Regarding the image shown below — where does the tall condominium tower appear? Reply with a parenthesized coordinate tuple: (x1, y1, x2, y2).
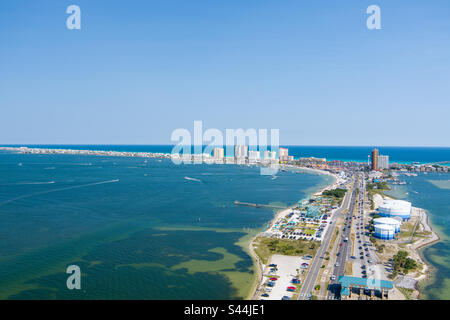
(371, 148, 379, 171)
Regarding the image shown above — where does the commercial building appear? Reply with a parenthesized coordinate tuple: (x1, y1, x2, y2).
(338, 276, 393, 299)
(371, 148, 379, 171)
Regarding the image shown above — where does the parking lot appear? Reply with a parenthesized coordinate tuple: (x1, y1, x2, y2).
(261, 254, 310, 300)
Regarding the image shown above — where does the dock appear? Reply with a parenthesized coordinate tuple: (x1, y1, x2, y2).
(234, 201, 287, 210)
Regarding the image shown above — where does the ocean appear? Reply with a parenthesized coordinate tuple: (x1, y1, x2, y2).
(0, 149, 333, 299)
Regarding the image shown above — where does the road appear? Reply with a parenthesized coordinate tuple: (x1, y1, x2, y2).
(297, 175, 355, 300)
(325, 175, 360, 299)
(326, 172, 384, 299)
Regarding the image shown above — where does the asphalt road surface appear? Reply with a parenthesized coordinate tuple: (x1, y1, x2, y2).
(326, 174, 362, 299)
(297, 176, 355, 300)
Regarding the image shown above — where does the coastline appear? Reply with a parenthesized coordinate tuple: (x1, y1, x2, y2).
(247, 165, 339, 300)
(411, 209, 441, 299)
(374, 193, 440, 300)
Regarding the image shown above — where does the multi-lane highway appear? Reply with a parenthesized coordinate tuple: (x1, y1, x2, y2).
(326, 175, 360, 298)
(297, 176, 355, 300)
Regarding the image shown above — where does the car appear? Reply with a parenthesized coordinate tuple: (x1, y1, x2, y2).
(368, 260, 373, 263)
(335, 263, 339, 267)
(350, 256, 356, 259)
(270, 277, 278, 281)
(330, 275, 336, 281)
(281, 296, 291, 300)
(261, 293, 269, 297)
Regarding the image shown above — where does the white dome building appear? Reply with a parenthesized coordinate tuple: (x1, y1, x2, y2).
(373, 217, 401, 233)
(374, 224, 396, 240)
(378, 199, 411, 221)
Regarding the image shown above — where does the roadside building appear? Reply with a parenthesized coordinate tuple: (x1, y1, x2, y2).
(338, 276, 393, 299)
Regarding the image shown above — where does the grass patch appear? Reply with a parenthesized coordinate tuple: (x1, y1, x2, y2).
(253, 237, 318, 264)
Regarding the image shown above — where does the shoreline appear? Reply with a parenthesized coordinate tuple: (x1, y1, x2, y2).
(247, 165, 339, 300)
(411, 209, 441, 299)
(374, 192, 440, 300)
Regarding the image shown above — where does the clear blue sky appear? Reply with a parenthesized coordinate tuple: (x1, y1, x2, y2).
(1, 0, 449, 146)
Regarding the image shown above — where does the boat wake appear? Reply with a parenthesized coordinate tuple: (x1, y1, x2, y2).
(0, 179, 120, 208)
(16, 181, 56, 185)
(184, 176, 202, 182)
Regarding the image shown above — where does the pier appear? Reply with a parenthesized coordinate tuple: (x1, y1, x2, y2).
(234, 201, 287, 210)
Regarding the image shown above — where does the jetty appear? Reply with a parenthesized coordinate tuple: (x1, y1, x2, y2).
(234, 201, 287, 210)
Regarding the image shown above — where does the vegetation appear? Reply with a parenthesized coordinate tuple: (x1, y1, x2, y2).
(367, 181, 390, 191)
(323, 188, 347, 199)
(253, 237, 318, 264)
(314, 285, 321, 291)
(392, 250, 418, 277)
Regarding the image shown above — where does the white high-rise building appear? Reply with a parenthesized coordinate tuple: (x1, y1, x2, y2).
(234, 145, 248, 159)
(248, 150, 260, 161)
(378, 155, 390, 170)
(213, 147, 224, 160)
(279, 147, 293, 161)
(264, 150, 277, 160)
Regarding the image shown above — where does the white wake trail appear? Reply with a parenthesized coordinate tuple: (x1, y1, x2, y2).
(0, 179, 120, 208)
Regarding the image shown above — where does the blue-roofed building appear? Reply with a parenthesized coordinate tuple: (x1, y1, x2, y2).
(338, 276, 394, 299)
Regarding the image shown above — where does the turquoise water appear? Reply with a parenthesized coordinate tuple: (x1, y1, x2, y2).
(385, 173, 450, 299)
(0, 151, 333, 299)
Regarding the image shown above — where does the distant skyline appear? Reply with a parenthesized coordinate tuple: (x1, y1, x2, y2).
(1, 0, 449, 146)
